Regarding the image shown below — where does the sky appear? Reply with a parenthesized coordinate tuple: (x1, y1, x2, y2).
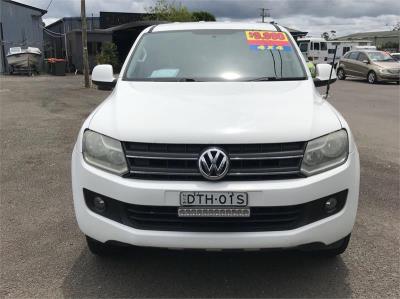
(18, 0, 400, 37)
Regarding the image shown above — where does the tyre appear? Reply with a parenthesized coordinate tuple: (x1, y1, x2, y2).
(317, 234, 351, 257)
(337, 68, 346, 80)
(367, 71, 377, 84)
(86, 236, 118, 256)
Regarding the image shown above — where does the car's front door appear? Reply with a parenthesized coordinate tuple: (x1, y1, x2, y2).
(355, 52, 370, 78)
(343, 51, 360, 76)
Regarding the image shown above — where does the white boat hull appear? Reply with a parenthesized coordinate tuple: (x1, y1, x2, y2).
(7, 53, 41, 69)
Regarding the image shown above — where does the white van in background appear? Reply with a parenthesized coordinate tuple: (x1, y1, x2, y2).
(298, 37, 374, 66)
(298, 38, 328, 64)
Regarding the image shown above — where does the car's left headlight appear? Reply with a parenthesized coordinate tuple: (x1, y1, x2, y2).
(378, 68, 389, 74)
(82, 130, 128, 175)
(301, 129, 348, 176)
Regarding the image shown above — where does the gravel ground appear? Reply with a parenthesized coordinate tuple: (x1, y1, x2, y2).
(0, 75, 399, 298)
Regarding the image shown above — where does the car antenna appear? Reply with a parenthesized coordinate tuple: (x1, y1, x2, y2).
(325, 44, 338, 99)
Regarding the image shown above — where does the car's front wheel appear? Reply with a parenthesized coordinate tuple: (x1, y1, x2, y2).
(367, 71, 378, 84)
(337, 68, 346, 80)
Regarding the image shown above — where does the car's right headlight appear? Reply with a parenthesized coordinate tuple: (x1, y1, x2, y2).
(301, 129, 348, 176)
(82, 130, 128, 175)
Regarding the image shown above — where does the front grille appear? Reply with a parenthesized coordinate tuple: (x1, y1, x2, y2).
(122, 142, 306, 181)
(83, 189, 348, 232)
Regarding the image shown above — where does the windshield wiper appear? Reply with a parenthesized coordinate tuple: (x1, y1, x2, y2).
(177, 77, 198, 82)
(247, 76, 307, 81)
(247, 76, 278, 81)
(127, 77, 200, 82)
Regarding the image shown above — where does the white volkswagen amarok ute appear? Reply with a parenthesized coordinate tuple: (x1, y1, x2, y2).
(71, 22, 360, 256)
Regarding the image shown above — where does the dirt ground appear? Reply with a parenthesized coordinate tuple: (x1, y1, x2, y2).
(0, 75, 399, 298)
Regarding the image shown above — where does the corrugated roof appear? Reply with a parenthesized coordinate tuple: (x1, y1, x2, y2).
(103, 20, 166, 32)
(3, 0, 47, 15)
(338, 30, 400, 39)
(283, 26, 307, 34)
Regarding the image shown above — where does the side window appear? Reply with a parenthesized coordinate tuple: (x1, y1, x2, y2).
(357, 53, 368, 62)
(349, 52, 359, 60)
(321, 42, 327, 50)
(313, 42, 320, 50)
(299, 43, 308, 52)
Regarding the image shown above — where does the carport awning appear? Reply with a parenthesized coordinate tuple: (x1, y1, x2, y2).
(103, 20, 166, 33)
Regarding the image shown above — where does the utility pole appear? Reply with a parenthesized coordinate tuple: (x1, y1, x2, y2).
(260, 8, 271, 23)
(81, 0, 90, 88)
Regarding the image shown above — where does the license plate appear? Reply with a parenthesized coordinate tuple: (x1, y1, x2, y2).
(180, 192, 248, 206)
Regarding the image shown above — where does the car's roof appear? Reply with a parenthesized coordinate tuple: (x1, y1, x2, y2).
(149, 22, 285, 33)
(348, 49, 382, 53)
(297, 37, 325, 42)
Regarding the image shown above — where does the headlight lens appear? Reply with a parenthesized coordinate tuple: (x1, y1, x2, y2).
(378, 68, 389, 74)
(83, 130, 128, 175)
(301, 130, 348, 176)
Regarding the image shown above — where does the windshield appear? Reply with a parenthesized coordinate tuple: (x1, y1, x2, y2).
(367, 51, 395, 62)
(391, 54, 400, 61)
(124, 30, 306, 81)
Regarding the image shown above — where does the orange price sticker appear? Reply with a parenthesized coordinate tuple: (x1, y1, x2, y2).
(245, 31, 290, 47)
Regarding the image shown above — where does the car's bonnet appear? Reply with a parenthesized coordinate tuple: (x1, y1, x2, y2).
(89, 80, 342, 144)
(372, 61, 400, 69)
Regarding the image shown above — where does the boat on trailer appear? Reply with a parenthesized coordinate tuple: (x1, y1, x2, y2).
(6, 47, 42, 75)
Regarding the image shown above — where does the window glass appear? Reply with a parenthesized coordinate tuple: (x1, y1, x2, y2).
(321, 42, 327, 50)
(342, 47, 351, 55)
(367, 51, 395, 62)
(357, 53, 368, 61)
(125, 30, 306, 81)
(348, 52, 359, 60)
(299, 43, 308, 52)
(313, 42, 320, 50)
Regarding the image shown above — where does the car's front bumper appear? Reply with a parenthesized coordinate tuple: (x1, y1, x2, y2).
(377, 72, 400, 81)
(71, 145, 360, 249)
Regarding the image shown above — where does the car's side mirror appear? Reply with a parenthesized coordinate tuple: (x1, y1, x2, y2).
(92, 64, 116, 90)
(313, 64, 337, 87)
(362, 60, 369, 64)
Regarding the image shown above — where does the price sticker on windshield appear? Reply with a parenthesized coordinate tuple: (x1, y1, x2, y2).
(245, 31, 292, 51)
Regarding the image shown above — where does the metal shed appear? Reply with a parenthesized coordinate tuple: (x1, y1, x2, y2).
(0, 0, 47, 73)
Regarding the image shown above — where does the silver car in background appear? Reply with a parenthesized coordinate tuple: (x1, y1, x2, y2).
(337, 50, 400, 84)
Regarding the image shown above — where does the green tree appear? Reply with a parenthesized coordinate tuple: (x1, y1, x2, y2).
(321, 32, 330, 40)
(192, 11, 216, 22)
(146, 0, 193, 22)
(378, 41, 400, 51)
(96, 42, 120, 70)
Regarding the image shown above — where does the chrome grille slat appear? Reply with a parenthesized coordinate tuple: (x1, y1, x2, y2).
(122, 142, 306, 181)
(228, 170, 301, 176)
(126, 152, 198, 160)
(130, 170, 202, 176)
(230, 152, 303, 160)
